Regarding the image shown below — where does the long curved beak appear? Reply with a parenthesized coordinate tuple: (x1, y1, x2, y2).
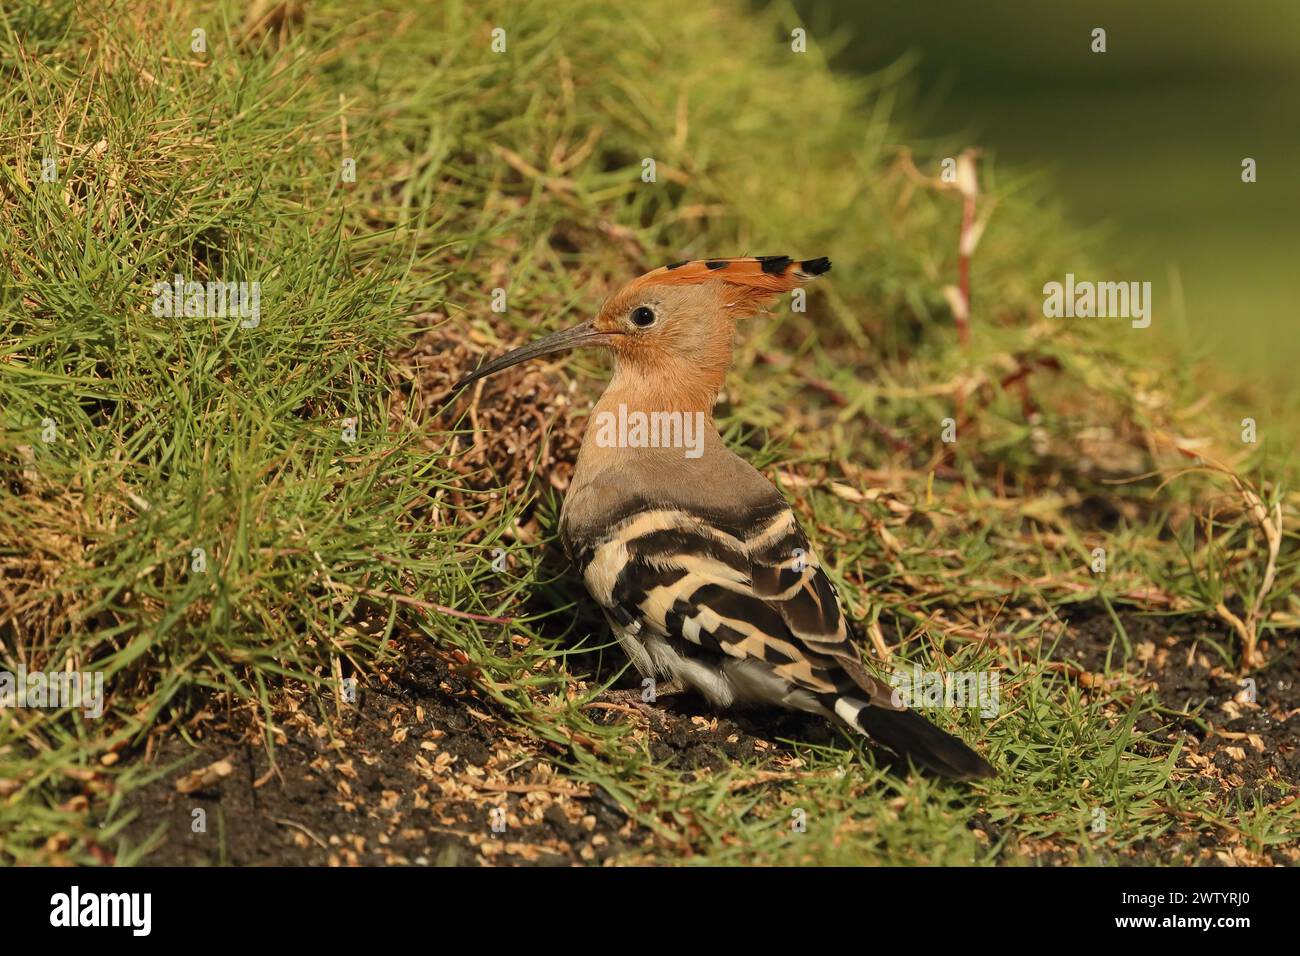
(452, 320, 613, 392)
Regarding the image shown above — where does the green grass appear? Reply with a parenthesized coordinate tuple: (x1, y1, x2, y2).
(1, 0, 1296, 865)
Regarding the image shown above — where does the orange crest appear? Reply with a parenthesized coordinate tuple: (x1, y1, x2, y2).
(624, 256, 830, 317)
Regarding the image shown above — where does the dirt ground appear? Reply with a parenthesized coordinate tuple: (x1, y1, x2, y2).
(117, 646, 844, 865)
(117, 603, 1298, 866)
(1058, 601, 1299, 812)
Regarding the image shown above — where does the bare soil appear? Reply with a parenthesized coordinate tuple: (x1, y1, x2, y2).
(119, 603, 1298, 865)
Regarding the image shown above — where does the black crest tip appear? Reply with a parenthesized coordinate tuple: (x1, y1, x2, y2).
(756, 255, 792, 274)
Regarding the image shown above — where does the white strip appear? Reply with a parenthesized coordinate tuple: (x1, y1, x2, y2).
(834, 696, 868, 728)
(746, 509, 796, 550)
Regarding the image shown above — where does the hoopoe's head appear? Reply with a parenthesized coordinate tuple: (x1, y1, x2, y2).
(592, 255, 830, 377)
(455, 256, 830, 404)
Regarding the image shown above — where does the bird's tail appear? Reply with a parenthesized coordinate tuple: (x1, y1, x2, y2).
(853, 704, 995, 781)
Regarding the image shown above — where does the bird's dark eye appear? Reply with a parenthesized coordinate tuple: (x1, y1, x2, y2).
(630, 306, 656, 328)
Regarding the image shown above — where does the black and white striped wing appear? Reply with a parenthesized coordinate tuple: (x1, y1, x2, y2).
(743, 506, 900, 712)
(572, 502, 897, 714)
(568, 501, 995, 779)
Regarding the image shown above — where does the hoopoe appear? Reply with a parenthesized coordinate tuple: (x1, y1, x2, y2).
(455, 256, 994, 780)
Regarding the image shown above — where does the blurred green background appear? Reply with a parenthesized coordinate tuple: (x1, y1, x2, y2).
(799, 0, 1300, 403)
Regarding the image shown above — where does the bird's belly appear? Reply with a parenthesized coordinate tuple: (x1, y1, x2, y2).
(609, 620, 738, 709)
(610, 616, 838, 721)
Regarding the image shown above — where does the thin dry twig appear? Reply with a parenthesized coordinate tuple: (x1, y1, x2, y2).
(1155, 435, 1283, 670)
(347, 584, 515, 625)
